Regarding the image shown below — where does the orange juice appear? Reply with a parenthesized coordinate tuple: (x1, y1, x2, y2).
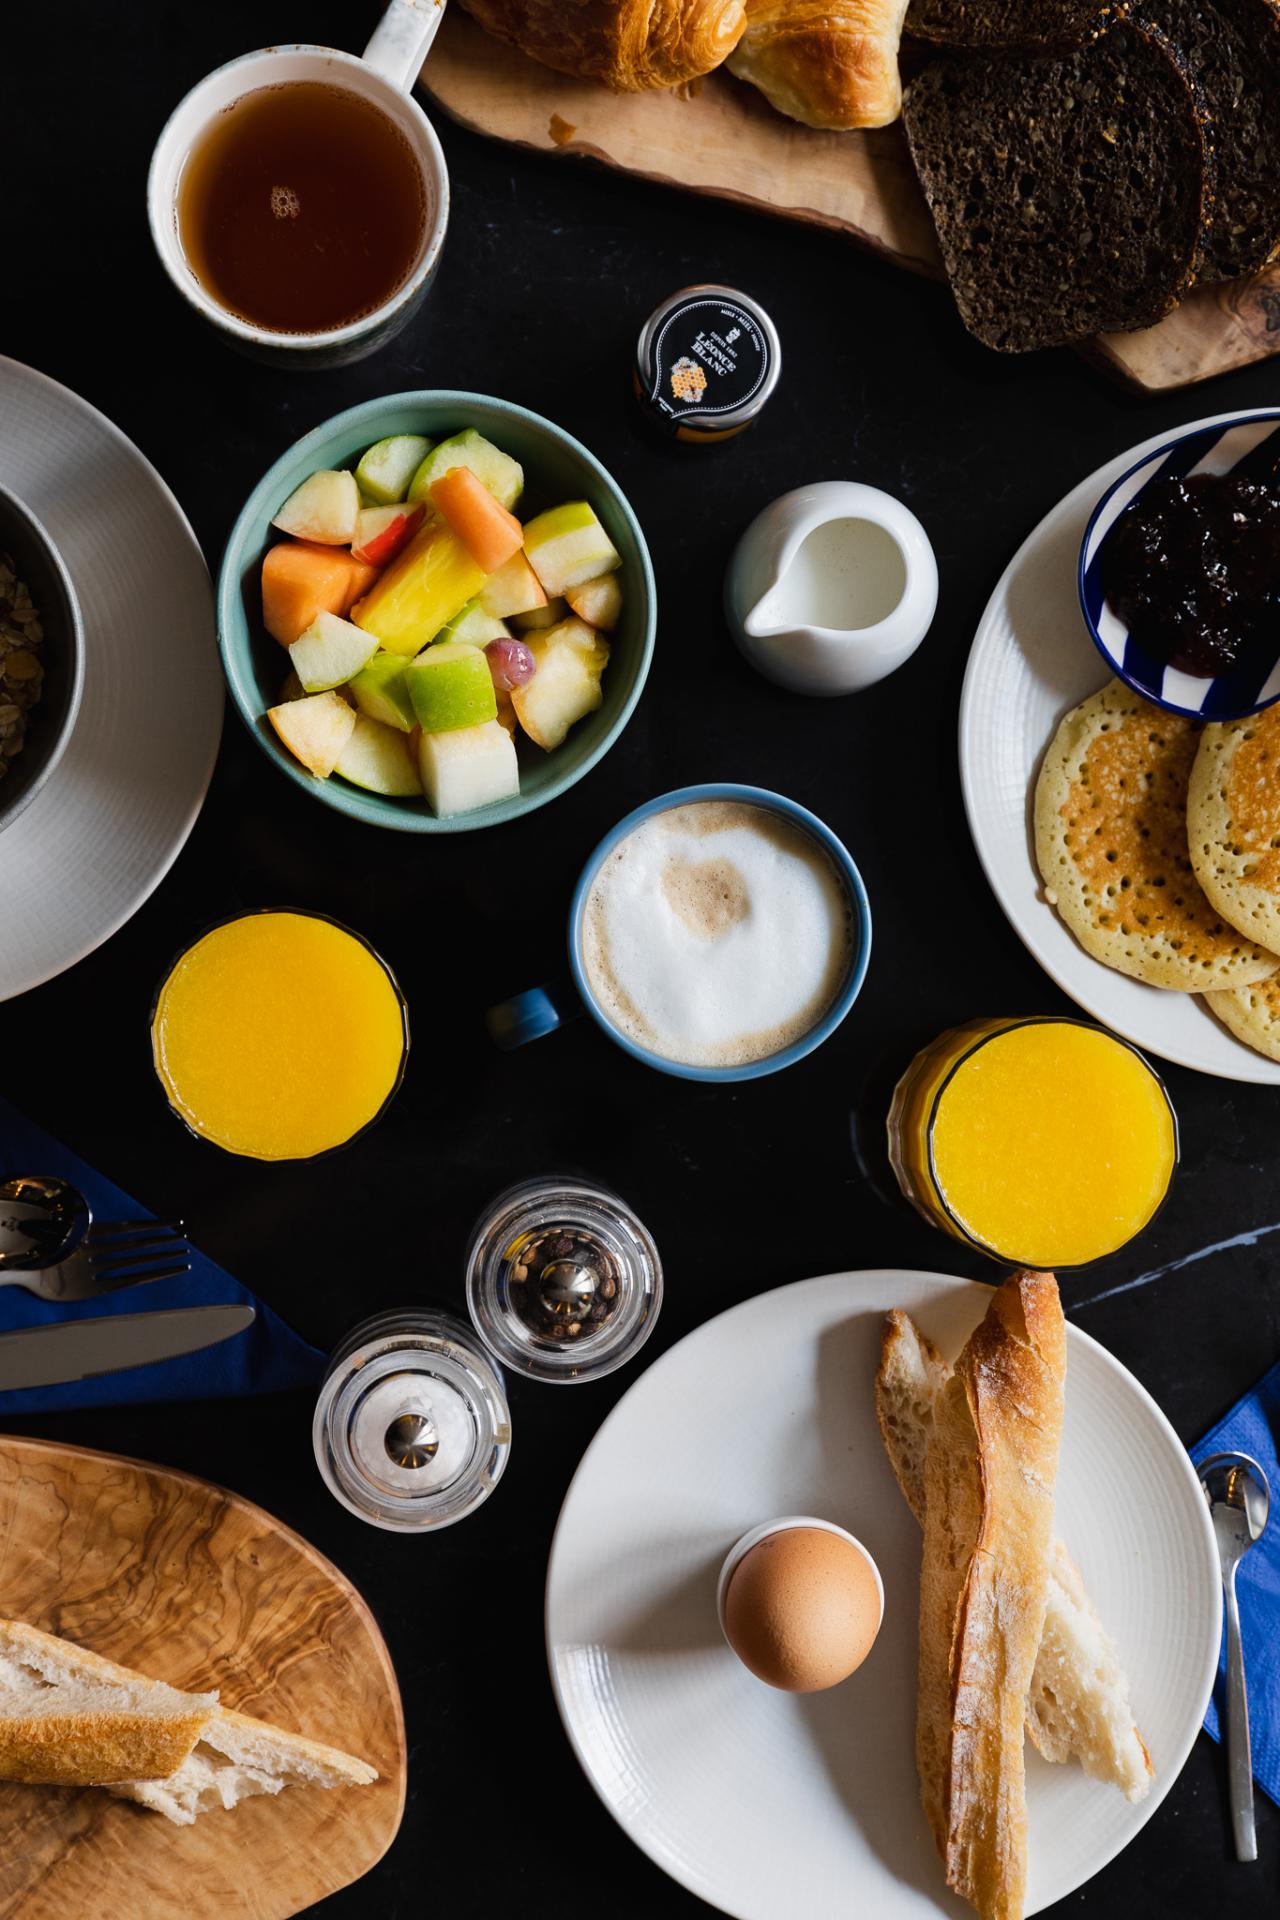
(152, 911, 407, 1160)
(887, 1017, 1177, 1269)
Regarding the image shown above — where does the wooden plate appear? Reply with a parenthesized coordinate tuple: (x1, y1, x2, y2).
(421, 11, 1280, 393)
(0, 1434, 405, 1920)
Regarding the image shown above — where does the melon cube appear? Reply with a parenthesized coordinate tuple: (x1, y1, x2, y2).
(417, 720, 520, 816)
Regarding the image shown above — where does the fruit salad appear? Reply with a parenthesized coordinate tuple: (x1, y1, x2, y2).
(260, 428, 623, 817)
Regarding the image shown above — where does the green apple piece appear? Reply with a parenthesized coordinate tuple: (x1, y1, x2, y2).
(418, 720, 519, 816)
(335, 713, 422, 796)
(355, 434, 433, 506)
(440, 598, 512, 646)
(512, 595, 567, 632)
(523, 502, 621, 597)
(288, 610, 379, 692)
(406, 640, 498, 733)
(266, 690, 356, 778)
(478, 551, 548, 619)
(350, 651, 415, 733)
(407, 429, 524, 511)
(511, 618, 610, 751)
(271, 469, 360, 545)
(564, 572, 623, 632)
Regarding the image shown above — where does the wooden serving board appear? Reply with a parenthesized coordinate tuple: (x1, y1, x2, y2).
(421, 10, 1280, 392)
(0, 1435, 405, 1920)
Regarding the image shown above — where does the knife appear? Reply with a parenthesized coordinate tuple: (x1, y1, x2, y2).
(0, 1304, 256, 1391)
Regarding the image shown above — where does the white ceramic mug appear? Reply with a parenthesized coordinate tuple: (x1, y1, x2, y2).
(147, 0, 449, 367)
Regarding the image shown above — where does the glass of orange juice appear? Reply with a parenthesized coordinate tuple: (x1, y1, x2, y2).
(887, 1016, 1178, 1270)
(151, 909, 408, 1161)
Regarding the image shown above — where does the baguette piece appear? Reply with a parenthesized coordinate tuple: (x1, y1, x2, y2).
(877, 1311, 1152, 1802)
(0, 1619, 217, 1787)
(916, 1271, 1065, 1920)
(111, 1706, 377, 1827)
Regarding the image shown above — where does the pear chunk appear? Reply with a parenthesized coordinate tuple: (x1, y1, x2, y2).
(511, 618, 610, 751)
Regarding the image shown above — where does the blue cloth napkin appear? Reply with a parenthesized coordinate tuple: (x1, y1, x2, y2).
(0, 1094, 325, 1414)
(1192, 1363, 1280, 1806)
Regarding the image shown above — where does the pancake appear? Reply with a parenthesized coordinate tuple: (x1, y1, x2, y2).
(1188, 704, 1280, 954)
(1204, 974, 1280, 1061)
(1033, 678, 1279, 991)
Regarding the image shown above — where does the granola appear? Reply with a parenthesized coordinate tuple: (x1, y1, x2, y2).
(0, 553, 44, 781)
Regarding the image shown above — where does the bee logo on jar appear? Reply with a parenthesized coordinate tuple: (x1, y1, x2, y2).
(634, 284, 780, 445)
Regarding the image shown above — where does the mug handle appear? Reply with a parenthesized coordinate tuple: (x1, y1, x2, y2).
(363, 0, 447, 92)
(486, 978, 582, 1051)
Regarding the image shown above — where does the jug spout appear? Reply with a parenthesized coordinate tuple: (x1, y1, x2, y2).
(743, 587, 791, 640)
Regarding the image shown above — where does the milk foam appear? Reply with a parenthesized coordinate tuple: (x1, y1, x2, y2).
(582, 801, 853, 1068)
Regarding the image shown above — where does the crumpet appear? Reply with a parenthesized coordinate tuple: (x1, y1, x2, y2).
(1034, 679, 1279, 991)
(1188, 705, 1280, 954)
(1205, 974, 1280, 1062)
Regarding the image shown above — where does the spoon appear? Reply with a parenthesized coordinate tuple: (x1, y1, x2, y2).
(0, 1174, 90, 1272)
(1199, 1450, 1271, 1861)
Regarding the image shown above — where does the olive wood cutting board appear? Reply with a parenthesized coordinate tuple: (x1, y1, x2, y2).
(421, 9, 1280, 392)
(0, 1434, 405, 1920)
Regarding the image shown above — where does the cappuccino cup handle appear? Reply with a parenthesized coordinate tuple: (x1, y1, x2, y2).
(486, 978, 582, 1051)
(363, 0, 447, 92)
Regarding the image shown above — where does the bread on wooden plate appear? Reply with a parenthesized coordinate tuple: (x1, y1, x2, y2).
(902, 20, 1211, 352)
(905, 0, 1118, 47)
(1034, 679, 1279, 991)
(915, 1270, 1065, 1920)
(1150, 0, 1280, 282)
(877, 1310, 1152, 1802)
(725, 0, 912, 128)
(111, 1706, 377, 1827)
(0, 1619, 217, 1787)
(458, 0, 747, 88)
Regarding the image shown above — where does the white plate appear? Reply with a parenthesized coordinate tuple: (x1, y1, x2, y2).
(959, 406, 1280, 1084)
(0, 358, 222, 1001)
(546, 1270, 1220, 1920)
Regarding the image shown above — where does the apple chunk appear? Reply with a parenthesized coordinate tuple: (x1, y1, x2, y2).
(408, 429, 524, 511)
(511, 618, 610, 750)
(288, 611, 379, 692)
(351, 503, 424, 567)
(267, 690, 356, 777)
(478, 552, 548, 620)
(523, 502, 621, 597)
(349, 652, 415, 732)
(272, 469, 360, 545)
(418, 720, 519, 816)
(335, 714, 422, 796)
(565, 573, 623, 632)
(406, 641, 498, 733)
(355, 434, 432, 506)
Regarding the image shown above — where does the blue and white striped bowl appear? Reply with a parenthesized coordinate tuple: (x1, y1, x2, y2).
(1079, 409, 1280, 721)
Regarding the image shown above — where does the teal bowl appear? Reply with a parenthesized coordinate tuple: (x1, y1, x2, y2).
(217, 391, 656, 832)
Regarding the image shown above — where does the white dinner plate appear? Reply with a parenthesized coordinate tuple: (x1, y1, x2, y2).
(959, 407, 1280, 1083)
(0, 357, 222, 1002)
(546, 1270, 1220, 1920)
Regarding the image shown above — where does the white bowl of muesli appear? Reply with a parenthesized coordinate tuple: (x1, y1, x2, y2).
(0, 485, 84, 834)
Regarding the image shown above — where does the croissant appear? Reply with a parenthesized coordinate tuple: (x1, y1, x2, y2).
(459, 0, 747, 89)
(725, 0, 911, 127)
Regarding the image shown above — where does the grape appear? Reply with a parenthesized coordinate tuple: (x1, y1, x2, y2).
(485, 637, 536, 692)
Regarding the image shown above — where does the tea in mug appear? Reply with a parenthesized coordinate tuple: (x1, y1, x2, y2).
(176, 82, 426, 334)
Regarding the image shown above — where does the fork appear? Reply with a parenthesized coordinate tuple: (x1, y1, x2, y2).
(0, 1219, 192, 1302)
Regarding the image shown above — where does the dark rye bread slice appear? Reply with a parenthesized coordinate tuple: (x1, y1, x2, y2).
(906, 0, 1120, 47)
(902, 20, 1212, 352)
(1141, 0, 1280, 281)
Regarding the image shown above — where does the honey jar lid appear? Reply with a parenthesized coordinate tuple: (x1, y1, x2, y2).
(635, 285, 781, 438)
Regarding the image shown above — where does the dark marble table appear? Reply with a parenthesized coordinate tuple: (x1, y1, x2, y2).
(7, 4, 1280, 1912)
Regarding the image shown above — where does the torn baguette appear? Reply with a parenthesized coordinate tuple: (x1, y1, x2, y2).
(0, 1619, 217, 1787)
(916, 1269, 1065, 1920)
(110, 1705, 377, 1826)
(876, 1309, 1152, 1803)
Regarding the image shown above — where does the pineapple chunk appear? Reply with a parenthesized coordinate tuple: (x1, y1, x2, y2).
(351, 520, 486, 657)
(511, 617, 610, 751)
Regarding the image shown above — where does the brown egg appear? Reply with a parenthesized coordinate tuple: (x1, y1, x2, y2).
(722, 1526, 882, 1692)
